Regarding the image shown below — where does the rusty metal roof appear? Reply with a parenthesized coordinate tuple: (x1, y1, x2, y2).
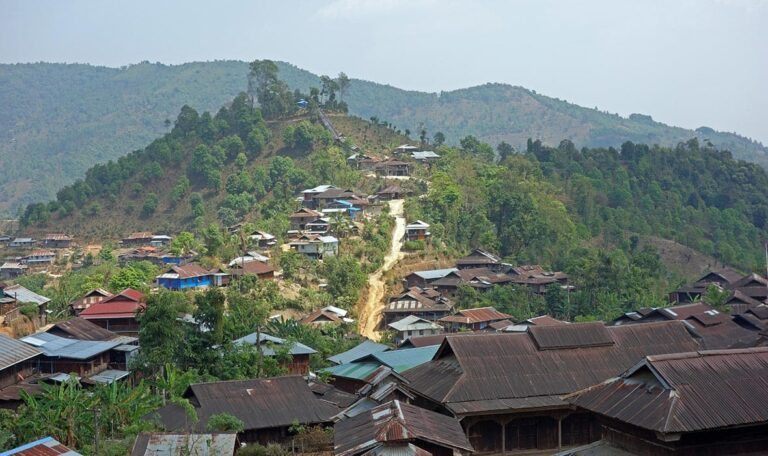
(528, 322, 614, 350)
(0, 436, 80, 455)
(568, 347, 768, 435)
(404, 321, 700, 415)
(152, 376, 338, 433)
(309, 382, 358, 408)
(130, 433, 237, 456)
(334, 400, 473, 456)
(46, 318, 119, 341)
(438, 306, 512, 324)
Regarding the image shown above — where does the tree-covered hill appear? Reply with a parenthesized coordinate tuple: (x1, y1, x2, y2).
(2, 61, 767, 216)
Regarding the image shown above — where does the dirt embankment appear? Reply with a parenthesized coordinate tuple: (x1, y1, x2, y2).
(358, 199, 406, 340)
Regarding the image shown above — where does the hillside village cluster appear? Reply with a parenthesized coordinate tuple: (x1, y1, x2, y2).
(1, 143, 768, 456)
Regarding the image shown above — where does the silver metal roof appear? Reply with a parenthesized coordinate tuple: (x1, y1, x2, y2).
(233, 332, 317, 356)
(21, 332, 121, 360)
(3, 284, 50, 305)
(0, 334, 41, 370)
(131, 433, 237, 456)
(88, 369, 129, 384)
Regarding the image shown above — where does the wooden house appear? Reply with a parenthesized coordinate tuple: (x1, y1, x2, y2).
(156, 264, 228, 290)
(375, 158, 410, 177)
(248, 230, 277, 249)
(405, 220, 430, 241)
(567, 348, 768, 455)
(41, 233, 73, 249)
(0, 262, 27, 279)
(404, 321, 700, 454)
(403, 268, 458, 289)
(456, 249, 502, 270)
(233, 333, 316, 375)
(0, 334, 41, 391)
(78, 288, 145, 335)
(289, 234, 339, 259)
(289, 208, 323, 231)
(411, 151, 441, 162)
(9, 238, 35, 248)
(438, 306, 512, 332)
(387, 315, 442, 344)
(384, 287, 453, 325)
(69, 288, 112, 315)
(228, 260, 275, 281)
(121, 232, 155, 246)
(376, 184, 404, 201)
(20, 332, 128, 379)
(21, 250, 55, 265)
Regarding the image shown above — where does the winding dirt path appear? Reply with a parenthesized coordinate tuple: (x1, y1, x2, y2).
(359, 199, 406, 340)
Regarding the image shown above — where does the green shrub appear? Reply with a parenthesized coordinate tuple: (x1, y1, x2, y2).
(403, 240, 425, 251)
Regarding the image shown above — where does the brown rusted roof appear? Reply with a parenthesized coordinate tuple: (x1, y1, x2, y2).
(309, 381, 358, 408)
(3, 437, 80, 455)
(165, 264, 213, 279)
(301, 309, 342, 324)
(455, 249, 501, 266)
(696, 267, 744, 285)
(46, 318, 120, 341)
(731, 273, 768, 289)
(438, 306, 511, 325)
(334, 400, 473, 456)
(525, 315, 568, 326)
(385, 287, 453, 314)
(124, 231, 153, 240)
(289, 208, 322, 218)
(529, 322, 614, 350)
(377, 184, 402, 195)
(151, 376, 339, 432)
(229, 261, 274, 276)
(568, 347, 768, 435)
(404, 321, 700, 416)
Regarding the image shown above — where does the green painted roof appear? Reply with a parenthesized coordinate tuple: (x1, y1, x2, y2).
(372, 345, 440, 373)
(321, 362, 381, 380)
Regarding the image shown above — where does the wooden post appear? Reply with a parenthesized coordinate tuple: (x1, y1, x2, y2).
(557, 416, 563, 449)
(500, 419, 506, 456)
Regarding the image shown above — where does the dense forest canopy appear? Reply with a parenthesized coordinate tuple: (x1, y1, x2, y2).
(2, 61, 767, 216)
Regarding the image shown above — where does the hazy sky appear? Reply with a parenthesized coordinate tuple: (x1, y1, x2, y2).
(2, 0, 767, 143)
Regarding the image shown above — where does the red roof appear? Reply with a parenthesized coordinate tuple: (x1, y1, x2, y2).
(103, 288, 145, 303)
(438, 307, 512, 324)
(79, 300, 144, 319)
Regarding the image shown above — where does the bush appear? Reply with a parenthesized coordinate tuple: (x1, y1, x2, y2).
(142, 193, 159, 215)
(19, 304, 38, 320)
(403, 240, 425, 251)
(205, 413, 244, 432)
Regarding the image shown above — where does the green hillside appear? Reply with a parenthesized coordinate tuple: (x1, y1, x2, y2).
(2, 61, 767, 216)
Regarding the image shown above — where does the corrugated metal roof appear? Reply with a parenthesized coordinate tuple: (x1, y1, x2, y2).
(387, 316, 441, 332)
(85, 369, 129, 384)
(334, 400, 472, 456)
(130, 433, 237, 456)
(3, 285, 50, 305)
(404, 321, 700, 415)
(21, 332, 121, 360)
(368, 346, 440, 373)
(328, 340, 391, 365)
(0, 334, 41, 370)
(528, 322, 614, 350)
(0, 436, 81, 455)
(79, 300, 143, 319)
(322, 362, 382, 380)
(233, 332, 316, 356)
(407, 268, 457, 281)
(569, 347, 768, 435)
(152, 376, 338, 432)
(46, 318, 119, 341)
(438, 306, 511, 324)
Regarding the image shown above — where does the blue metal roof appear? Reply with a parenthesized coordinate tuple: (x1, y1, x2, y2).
(410, 268, 458, 280)
(328, 340, 390, 365)
(20, 332, 120, 360)
(370, 345, 440, 373)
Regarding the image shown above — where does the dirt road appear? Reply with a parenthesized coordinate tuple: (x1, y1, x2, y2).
(359, 199, 406, 340)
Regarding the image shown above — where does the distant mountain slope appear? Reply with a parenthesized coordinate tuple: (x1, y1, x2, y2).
(2, 61, 766, 216)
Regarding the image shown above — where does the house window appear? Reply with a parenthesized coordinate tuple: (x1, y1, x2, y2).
(419, 330, 424, 335)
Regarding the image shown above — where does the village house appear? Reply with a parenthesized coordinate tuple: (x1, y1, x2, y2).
(311, 188, 364, 210)
(393, 144, 419, 155)
(301, 309, 345, 326)
(156, 264, 228, 290)
(375, 158, 410, 177)
(78, 288, 145, 335)
(384, 287, 454, 325)
(668, 268, 768, 311)
(43, 317, 139, 372)
(21, 249, 55, 265)
(0, 334, 41, 392)
(438, 306, 513, 332)
(501, 314, 569, 332)
(430, 268, 514, 296)
(610, 302, 758, 349)
(20, 331, 131, 381)
(335, 400, 474, 456)
(233, 332, 316, 375)
(346, 153, 379, 171)
(456, 249, 503, 270)
(121, 232, 155, 246)
(228, 260, 275, 281)
(388, 315, 442, 344)
(40, 233, 73, 249)
(150, 235, 173, 247)
(322, 363, 407, 395)
(2, 284, 50, 325)
(376, 184, 405, 201)
(228, 251, 269, 267)
(403, 321, 700, 454)
(289, 207, 323, 231)
(131, 433, 238, 456)
(69, 288, 112, 315)
(150, 376, 339, 444)
(405, 220, 430, 242)
(403, 268, 458, 289)
(0, 235, 10, 244)
(566, 347, 768, 455)
(9, 237, 35, 248)
(0, 262, 27, 279)
(288, 234, 339, 259)
(249, 230, 277, 249)
(411, 150, 441, 163)
(304, 217, 331, 234)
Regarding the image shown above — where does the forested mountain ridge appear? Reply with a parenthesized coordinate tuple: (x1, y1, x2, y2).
(2, 60, 767, 216)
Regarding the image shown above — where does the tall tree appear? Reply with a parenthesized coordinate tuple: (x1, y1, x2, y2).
(336, 72, 350, 101)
